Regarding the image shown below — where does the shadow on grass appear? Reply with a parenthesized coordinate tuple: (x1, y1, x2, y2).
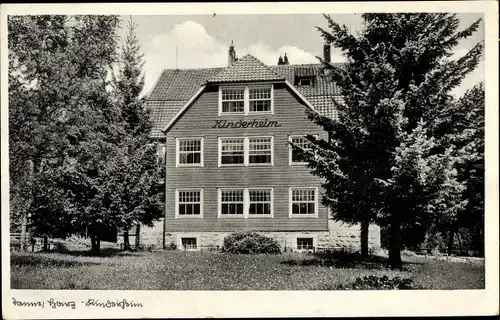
(281, 251, 422, 270)
(11, 248, 142, 268)
(10, 253, 102, 268)
(60, 247, 141, 258)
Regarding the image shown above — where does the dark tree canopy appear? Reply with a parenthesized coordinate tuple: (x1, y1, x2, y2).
(294, 13, 484, 266)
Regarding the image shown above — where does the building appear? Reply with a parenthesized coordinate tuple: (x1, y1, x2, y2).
(135, 43, 380, 252)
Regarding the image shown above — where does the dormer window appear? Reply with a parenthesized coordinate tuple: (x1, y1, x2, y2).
(298, 78, 312, 86)
(294, 66, 316, 87)
(219, 85, 274, 115)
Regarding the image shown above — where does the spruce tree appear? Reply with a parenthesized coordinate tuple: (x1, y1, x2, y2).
(297, 13, 483, 266)
(110, 17, 163, 250)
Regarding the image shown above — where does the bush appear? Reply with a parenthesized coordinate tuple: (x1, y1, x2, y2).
(51, 239, 70, 253)
(334, 275, 420, 290)
(167, 242, 177, 250)
(221, 232, 281, 254)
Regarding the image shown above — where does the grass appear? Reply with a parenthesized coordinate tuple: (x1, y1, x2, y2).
(10, 250, 485, 290)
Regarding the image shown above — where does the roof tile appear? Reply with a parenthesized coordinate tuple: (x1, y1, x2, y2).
(207, 54, 285, 83)
(147, 55, 344, 138)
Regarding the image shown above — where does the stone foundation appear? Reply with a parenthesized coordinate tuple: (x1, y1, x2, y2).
(121, 219, 381, 252)
(164, 221, 381, 252)
(117, 220, 164, 249)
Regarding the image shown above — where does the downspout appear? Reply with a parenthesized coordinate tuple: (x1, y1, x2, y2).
(163, 131, 168, 250)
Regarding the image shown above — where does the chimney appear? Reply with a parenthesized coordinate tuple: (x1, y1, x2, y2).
(228, 40, 237, 66)
(277, 55, 284, 65)
(323, 43, 331, 63)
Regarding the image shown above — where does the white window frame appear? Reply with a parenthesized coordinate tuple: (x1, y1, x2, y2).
(247, 188, 274, 218)
(248, 85, 274, 114)
(289, 134, 317, 166)
(218, 84, 274, 116)
(289, 187, 319, 218)
(218, 188, 274, 219)
(175, 189, 204, 219)
(248, 136, 274, 166)
(218, 86, 245, 115)
(176, 137, 204, 167)
(176, 233, 201, 251)
(294, 234, 318, 252)
(218, 188, 246, 218)
(218, 136, 274, 167)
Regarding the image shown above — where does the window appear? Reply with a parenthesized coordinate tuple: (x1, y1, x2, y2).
(176, 138, 203, 167)
(219, 136, 274, 166)
(219, 85, 273, 115)
(221, 88, 245, 113)
(220, 138, 245, 165)
(220, 189, 244, 216)
(176, 189, 203, 218)
(289, 135, 313, 165)
(218, 188, 273, 218)
(249, 88, 272, 112)
(181, 237, 197, 250)
(156, 144, 166, 167)
(298, 78, 312, 86)
(290, 187, 318, 217)
(249, 137, 272, 164)
(297, 238, 314, 250)
(248, 189, 272, 216)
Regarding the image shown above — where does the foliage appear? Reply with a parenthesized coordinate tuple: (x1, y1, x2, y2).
(9, 15, 163, 255)
(221, 232, 282, 254)
(8, 15, 122, 245)
(298, 13, 484, 266)
(108, 16, 163, 250)
(334, 275, 420, 290)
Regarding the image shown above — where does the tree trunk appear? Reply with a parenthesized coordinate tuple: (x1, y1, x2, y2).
(43, 235, 48, 251)
(447, 227, 455, 256)
(360, 218, 370, 258)
(388, 215, 402, 269)
(123, 230, 130, 251)
(91, 235, 101, 256)
(20, 212, 28, 252)
(135, 224, 140, 250)
(457, 232, 464, 255)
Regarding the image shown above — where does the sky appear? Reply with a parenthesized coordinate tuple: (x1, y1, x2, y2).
(121, 14, 485, 97)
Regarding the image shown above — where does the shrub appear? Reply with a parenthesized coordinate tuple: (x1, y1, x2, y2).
(334, 275, 420, 290)
(167, 242, 177, 250)
(51, 239, 70, 253)
(221, 232, 281, 254)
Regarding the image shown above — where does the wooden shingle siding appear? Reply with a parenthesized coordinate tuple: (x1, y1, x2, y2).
(165, 83, 329, 232)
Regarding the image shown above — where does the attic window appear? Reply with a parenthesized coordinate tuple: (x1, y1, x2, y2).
(294, 66, 316, 87)
(298, 78, 312, 86)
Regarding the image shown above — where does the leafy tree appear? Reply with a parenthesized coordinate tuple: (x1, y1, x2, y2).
(297, 13, 483, 267)
(9, 15, 122, 253)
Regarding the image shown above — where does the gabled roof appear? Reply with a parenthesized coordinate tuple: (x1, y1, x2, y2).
(148, 68, 223, 101)
(206, 54, 285, 83)
(147, 56, 343, 138)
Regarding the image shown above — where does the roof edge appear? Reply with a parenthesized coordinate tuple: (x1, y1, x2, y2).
(161, 85, 206, 133)
(205, 78, 285, 85)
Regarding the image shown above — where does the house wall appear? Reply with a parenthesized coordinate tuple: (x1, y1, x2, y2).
(164, 83, 329, 233)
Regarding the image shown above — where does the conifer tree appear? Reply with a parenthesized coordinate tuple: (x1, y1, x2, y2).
(111, 17, 163, 250)
(297, 13, 483, 266)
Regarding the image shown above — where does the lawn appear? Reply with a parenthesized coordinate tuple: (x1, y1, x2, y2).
(10, 250, 485, 290)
